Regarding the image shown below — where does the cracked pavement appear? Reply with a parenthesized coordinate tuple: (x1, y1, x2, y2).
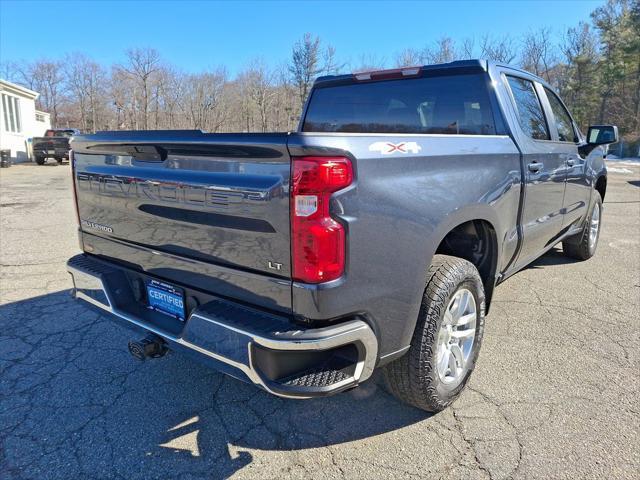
(1, 161, 639, 479)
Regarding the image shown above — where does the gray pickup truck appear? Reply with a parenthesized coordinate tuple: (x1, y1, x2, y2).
(66, 60, 618, 411)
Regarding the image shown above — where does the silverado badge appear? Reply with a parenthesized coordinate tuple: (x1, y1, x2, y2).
(81, 220, 114, 233)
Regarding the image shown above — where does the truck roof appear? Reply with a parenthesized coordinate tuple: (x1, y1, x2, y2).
(314, 59, 547, 89)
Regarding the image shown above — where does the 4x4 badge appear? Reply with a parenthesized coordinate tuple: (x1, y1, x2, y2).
(369, 141, 421, 155)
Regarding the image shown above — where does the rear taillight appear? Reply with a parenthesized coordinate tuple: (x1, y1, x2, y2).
(291, 156, 353, 283)
(70, 150, 80, 226)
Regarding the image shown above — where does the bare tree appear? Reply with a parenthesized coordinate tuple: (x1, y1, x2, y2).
(234, 71, 254, 132)
(244, 61, 276, 132)
(479, 34, 517, 63)
(350, 53, 387, 72)
(289, 33, 322, 107)
(156, 67, 183, 129)
(181, 70, 227, 132)
(110, 66, 135, 129)
(394, 48, 424, 67)
(460, 38, 476, 59)
(16, 60, 66, 126)
(423, 37, 457, 64)
(65, 53, 106, 132)
(323, 45, 345, 75)
(119, 48, 161, 130)
(272, 63, 299, 131)
(521, 27, 556, 82)
(0, 61, 20, 83)
(150, 67, 177, 129)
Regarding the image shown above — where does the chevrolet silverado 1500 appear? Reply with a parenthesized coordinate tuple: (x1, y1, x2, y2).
(66, 60, 618, 411)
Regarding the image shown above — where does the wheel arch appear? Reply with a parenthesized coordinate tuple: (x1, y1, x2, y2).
(595, 174, 607, 201)
(423, 206, 503, 313)
(385, 208, 504, 365)
(432, 217, 500, 314)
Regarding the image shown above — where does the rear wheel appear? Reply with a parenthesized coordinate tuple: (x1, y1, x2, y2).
(35, 156, 45, 165)
(563, 191, 602, 260)
(383, 254, 485, 412)
(56, 157, 64, 164)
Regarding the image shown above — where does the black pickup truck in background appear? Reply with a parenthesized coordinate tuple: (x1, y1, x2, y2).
(32, 129, 79, 164)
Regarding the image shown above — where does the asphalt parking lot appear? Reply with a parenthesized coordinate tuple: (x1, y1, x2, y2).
(1, 160, 638, 479)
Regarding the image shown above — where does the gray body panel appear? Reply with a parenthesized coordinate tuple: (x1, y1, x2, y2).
(70, 61, 606, 362)
(288, 133, 521, 356)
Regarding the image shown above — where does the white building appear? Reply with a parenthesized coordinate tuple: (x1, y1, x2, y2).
(0, 79, 52, 163)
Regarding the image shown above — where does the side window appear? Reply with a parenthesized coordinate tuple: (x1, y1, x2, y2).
(506, 76, 550, 140)
(544, 88, 577, 142)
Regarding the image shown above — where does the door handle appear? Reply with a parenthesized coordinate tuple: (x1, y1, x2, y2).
(528, 162, 543, 173)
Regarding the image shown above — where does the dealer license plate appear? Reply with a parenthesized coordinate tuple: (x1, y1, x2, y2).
(146, 279, 185, 321)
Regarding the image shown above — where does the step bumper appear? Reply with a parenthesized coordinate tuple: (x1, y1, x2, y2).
(66, 254, 378, 398)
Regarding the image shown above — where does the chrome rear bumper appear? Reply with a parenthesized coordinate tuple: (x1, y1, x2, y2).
(66, 254, 378, 399)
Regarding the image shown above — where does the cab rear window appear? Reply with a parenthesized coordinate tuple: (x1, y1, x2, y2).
(302, 73, 496, 135)
(45, 129, 75, 137)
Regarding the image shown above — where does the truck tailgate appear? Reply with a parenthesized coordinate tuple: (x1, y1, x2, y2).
(71, 131, 292, 310)
(33, 137, 69, 150)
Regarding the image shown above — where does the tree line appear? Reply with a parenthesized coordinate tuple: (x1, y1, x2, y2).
(2, 0, 638, 155)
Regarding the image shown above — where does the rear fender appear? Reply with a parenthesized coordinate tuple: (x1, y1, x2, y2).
(395, 206, 502, 351)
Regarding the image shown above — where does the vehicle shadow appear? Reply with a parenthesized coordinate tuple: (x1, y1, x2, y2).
(525, 246, 580, 269)
(0, 290, 430, 479)
(13, 160, 69, 167)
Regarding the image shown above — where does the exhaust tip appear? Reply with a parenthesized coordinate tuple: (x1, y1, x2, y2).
(128, 334, 168, 361)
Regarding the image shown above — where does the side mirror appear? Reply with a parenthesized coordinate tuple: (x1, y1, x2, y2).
(587, 125, 618, 145)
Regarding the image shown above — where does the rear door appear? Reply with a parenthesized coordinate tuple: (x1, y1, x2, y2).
(71, 132, 292, 279)
(502, 74, 567, 264)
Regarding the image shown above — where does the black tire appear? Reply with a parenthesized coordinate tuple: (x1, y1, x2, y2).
(383, 254, 485, 412)
(35, 156, 45, 165)
(562, 191, 602, 260)
(56, 157, 64, 164)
